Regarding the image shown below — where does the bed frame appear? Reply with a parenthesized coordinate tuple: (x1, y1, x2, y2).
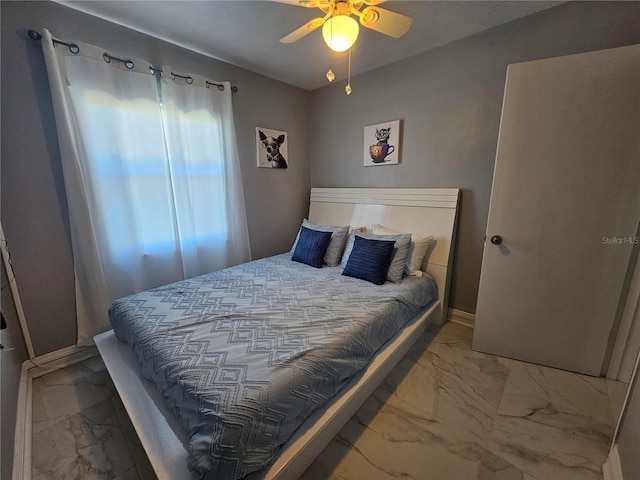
(95, 187, 460, 480)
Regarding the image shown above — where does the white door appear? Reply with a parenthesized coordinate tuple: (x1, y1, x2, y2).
(473, 45, 640, 376)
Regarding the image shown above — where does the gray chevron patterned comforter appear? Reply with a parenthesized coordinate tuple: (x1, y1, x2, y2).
(109, 253, 436, 479)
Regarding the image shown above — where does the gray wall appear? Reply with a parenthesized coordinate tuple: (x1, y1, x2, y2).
(309, 1, 640, 314)
(1, 1, 310, 356)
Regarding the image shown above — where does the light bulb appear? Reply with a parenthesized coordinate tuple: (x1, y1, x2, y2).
(345, 84, 352, 95)
(326, 68, 335, 82)
(322, 16, 359, 53)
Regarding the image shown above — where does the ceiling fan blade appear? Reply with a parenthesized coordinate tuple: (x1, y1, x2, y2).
(273, 0, 333, 8)
(350, 0, 386, 7)
(272, 0, 324, 7)
(360, 6, 413, 39)
(298, 0, 329, 7)
(279, 17, 326, 43)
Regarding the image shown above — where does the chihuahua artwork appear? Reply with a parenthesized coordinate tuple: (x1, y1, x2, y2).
(257, 128, 288, 169)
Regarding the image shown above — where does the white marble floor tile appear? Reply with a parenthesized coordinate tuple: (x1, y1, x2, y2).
(476, 451, 537, 480)
(32, 360, 116, 434)
(302, 322, 512, 480)
(31, 322, 619, 480)
(111, 389, 157, 477)
(487, 362, 613, 480)
(31, 357, 157, 480)
(32, 398, 139, 480)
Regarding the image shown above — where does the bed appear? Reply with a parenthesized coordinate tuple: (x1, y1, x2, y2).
(95, 187, 460, 480)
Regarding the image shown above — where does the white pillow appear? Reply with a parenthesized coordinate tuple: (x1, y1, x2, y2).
(372, 223, 435, 277)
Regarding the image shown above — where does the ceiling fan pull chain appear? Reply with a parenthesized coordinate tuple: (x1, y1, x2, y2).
(345, 49, 352, 95)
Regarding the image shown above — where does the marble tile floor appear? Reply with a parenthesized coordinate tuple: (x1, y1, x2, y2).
(31, 322, 623, 480)
(31, 355, 156, 480)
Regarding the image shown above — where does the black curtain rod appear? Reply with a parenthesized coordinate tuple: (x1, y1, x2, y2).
(28, 29, 238, 93)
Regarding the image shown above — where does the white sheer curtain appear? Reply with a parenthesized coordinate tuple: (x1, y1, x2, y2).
(41, 30, 251, 345)
(160, 70, 250, 276)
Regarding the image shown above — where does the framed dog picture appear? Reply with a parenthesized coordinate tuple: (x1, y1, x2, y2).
(363, 119, 400, 166)
(256, 127, 289, 169)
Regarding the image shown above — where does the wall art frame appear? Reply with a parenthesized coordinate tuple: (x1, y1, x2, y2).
(256, 127, 289, 169)
(363, 119, 401, 166)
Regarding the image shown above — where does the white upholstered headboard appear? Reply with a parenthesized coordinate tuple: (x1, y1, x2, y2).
(308, 188, 460, 325)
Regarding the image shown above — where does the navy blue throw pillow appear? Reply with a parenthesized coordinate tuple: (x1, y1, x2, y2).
(292, 226, 333, 268)
(342, 235, 395, 285)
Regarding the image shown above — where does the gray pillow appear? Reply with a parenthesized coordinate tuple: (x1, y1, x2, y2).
(341, 232, 411, 283)
(291, 219, 349, 266)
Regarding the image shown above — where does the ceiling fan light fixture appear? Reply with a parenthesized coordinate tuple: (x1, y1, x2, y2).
(322, 15, 359, 53)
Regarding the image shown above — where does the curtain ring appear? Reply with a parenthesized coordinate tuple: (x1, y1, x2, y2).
(103, 53, 134, 69)
(28, 30, 79, 54)
(205, 81, 225, 91)
(171, 72, 193, 84)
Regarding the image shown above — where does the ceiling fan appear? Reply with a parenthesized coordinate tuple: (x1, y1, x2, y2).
(279, 0, 413, 52)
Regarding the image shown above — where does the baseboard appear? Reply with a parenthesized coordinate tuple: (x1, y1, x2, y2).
(603, 445, 624, 480)
(12, 362, 32, 480)
(27, 344, 98, 378)
(448, 308, 475, 328)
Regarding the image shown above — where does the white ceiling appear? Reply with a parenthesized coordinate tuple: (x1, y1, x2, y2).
(58, 1, 561, 91)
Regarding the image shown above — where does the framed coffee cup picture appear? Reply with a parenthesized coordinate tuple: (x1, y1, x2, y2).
(363, 119, 400, 166)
